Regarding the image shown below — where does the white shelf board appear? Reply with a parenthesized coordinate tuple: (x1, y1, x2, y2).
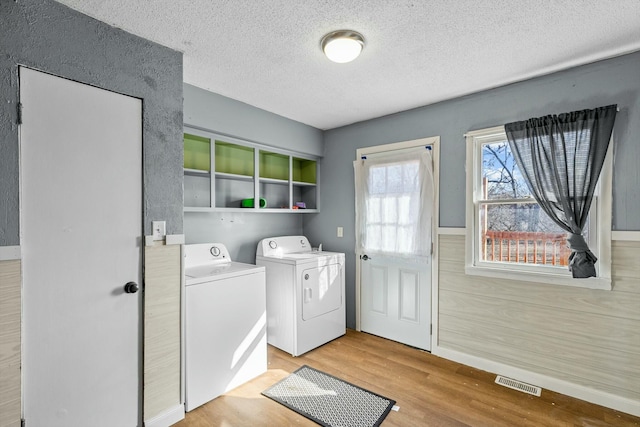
(258, 177, 289, 185)
(184, 207, 318, 213)
(184, 168, 210, 177)
(215, 171, 254, 181)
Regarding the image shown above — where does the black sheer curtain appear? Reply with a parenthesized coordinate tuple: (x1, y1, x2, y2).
(504, 105, 617, 278)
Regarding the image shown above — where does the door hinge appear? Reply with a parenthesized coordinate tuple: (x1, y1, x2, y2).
(430, 324, 433, 335)
(21, 418, 26, 427)
(17, 102, 23, 125)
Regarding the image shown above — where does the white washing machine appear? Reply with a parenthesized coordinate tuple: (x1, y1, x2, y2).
(256, 236, 345, 356)
(184, 243, 267, 412)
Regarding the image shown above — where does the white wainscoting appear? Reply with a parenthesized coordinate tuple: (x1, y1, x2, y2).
(144, 239, 184, 425)
(0, 257, 21, 427)
(434, 230, 640, 417)
(0, 237, 187, 427)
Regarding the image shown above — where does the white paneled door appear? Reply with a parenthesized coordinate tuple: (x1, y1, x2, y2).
(361, 256, 431, 350)
(355, 139, 436, 351)
(20, 67, 142, 426)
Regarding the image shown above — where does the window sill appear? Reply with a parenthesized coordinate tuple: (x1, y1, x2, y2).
(464, 265, 612, 291)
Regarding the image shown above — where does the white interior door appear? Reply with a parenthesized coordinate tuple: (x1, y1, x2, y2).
(20, 67, 142, 426)
(355, 140, 436, 351)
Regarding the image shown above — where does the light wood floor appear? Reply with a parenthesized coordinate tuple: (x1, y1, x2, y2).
(175, 329, 640, 427)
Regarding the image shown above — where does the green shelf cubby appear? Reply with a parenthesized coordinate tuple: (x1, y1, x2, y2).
(215, 141, 254, 177)
(184, 133, 211, 171)
(292, 157, 317, 184)
(260, 151, 289, 181)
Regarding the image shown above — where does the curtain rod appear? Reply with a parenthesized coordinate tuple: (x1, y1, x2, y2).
(360, 145, 433, 160)
(464, 107, 620, 137)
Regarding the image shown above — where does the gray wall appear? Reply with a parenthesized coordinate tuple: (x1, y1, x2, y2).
(184, 212, 305, 264)
(183, 84, 323, 263)
(305, 51, 640, 328)
(0, 0, 183, 244)
(184, 84, 323, 157)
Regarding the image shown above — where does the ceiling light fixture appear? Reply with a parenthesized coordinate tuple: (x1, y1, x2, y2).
(321, 30, 365, 63)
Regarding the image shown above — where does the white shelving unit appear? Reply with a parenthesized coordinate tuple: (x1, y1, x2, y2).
(183, 127, 319, 213)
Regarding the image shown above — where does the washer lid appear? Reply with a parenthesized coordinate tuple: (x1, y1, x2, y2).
(281, 252, 332, 259)
(185, 262, 264, 285)
(256, 250, 344, 266)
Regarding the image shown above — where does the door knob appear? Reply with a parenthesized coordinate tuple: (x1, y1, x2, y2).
(124, 282, 139, 294)
(361, 254, 370, 261)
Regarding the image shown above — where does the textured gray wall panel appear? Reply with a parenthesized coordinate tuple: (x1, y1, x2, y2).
(0, 0, 183, 245)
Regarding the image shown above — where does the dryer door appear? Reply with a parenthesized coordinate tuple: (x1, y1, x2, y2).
(301, 263, 342, 320)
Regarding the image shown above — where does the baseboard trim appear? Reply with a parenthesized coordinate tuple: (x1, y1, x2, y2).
(144, 404, 185, 427)
(433, 345, 640, 418)
(0, 246, 21, 261)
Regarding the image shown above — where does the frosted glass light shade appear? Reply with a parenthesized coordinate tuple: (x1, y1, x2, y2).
(321, 30, 364, 63)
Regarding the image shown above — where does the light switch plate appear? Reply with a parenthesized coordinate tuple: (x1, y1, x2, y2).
(152, 221, 166, 241)
(337, 226, 344, 238)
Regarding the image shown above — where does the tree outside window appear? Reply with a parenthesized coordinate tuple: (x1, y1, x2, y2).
(478, 137, 576, 267)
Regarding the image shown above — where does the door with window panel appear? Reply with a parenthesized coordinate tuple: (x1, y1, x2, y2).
(355, 145, 434, 351)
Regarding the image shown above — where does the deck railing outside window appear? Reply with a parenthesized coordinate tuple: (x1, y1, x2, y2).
(482, 231, 569, 266)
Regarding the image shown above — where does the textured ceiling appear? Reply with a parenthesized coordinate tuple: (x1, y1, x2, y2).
(55, 0, 640, 130)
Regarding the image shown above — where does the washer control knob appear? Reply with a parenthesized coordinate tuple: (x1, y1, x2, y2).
(304, 274, 309, 280)
(210, 246, 221, 257)
(269, 240, 277, 249)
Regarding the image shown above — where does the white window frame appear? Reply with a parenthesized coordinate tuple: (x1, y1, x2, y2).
(464, 126, 612, 290)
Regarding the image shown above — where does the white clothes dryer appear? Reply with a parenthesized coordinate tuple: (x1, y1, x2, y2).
(256, 236, 345, 356)
(184, 243, 266, 412)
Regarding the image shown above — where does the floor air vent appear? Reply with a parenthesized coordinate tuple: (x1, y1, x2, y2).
(495, 375, 542, 396)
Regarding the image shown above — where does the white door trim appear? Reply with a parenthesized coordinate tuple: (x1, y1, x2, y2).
(354, 136, 440, 351)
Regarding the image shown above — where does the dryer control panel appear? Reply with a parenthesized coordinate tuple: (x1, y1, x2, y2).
(256, 236, 311, 257)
